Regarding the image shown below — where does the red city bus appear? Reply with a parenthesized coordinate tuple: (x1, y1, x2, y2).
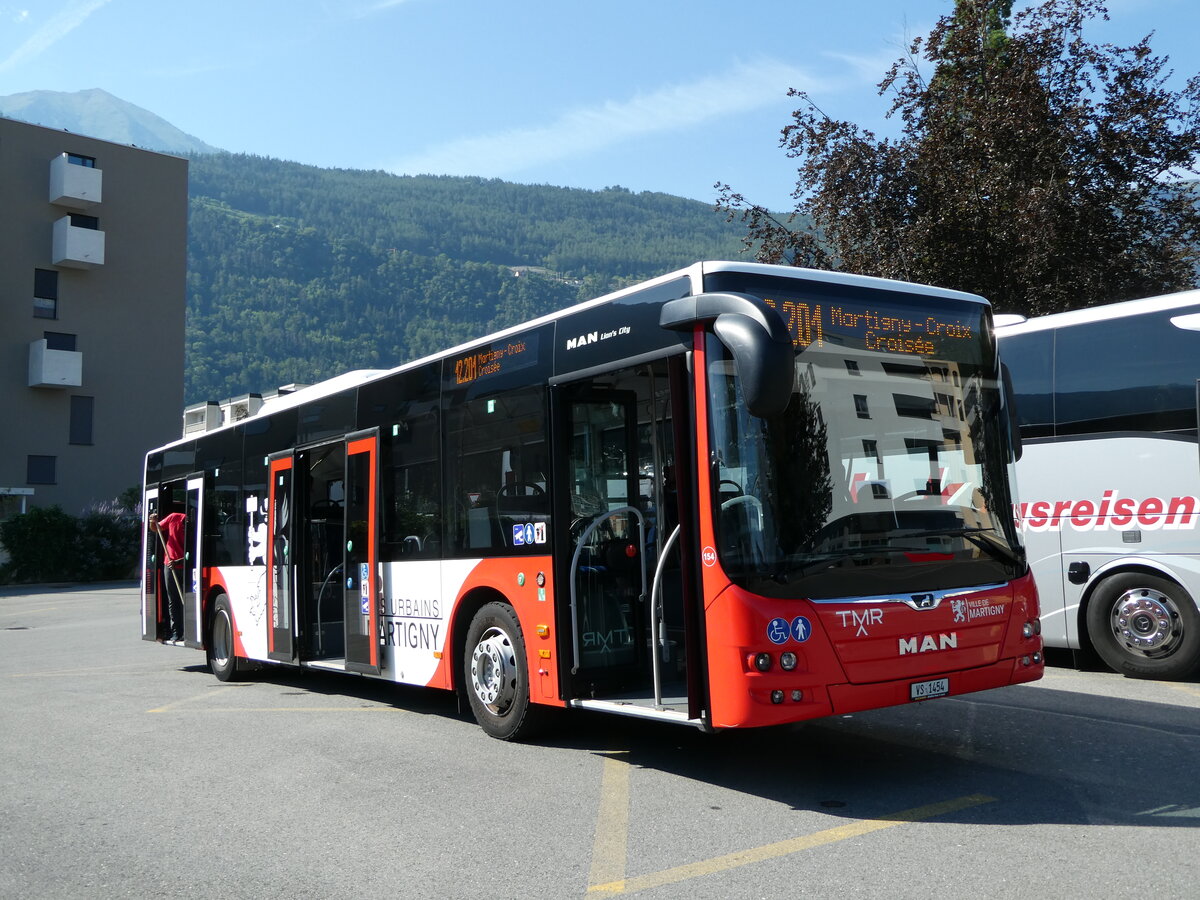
(142, 261, 1043, 739)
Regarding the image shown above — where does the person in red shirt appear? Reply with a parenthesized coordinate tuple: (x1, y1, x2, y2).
(148, 511, 186, 643)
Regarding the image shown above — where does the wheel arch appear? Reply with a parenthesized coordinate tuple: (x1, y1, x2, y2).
(201, 579, 230, 650)
(1077, 560, 1184, 654)
(449, 586, 511, 698)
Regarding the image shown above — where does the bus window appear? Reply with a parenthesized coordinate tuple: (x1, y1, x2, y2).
(445, 386, 550, 555)
(360, 365, 443, 560)
(198, 426, 243, 565)
(382, 408, 441, 559)
(998, 329, 1054, 439)
(1056, 311, 1200, 435)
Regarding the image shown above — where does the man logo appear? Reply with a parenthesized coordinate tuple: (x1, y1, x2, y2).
(565, 332, 598, 350)
(911, 593, 937, 609)
(899, 633, 958, 655)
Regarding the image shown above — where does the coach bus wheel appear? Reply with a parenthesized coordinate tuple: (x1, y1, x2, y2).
(464, 602, 542, 741)
(1086, 573, 1200, 680)
(207, 595, 242, 683)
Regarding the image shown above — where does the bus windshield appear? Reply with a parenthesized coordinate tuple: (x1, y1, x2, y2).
(705, 278, 1024, 600)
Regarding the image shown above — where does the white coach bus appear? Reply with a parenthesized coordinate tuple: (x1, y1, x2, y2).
(997, 290, 1200, 679)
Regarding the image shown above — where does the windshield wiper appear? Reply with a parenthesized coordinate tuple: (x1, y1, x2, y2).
(897, 527, 1023, 567)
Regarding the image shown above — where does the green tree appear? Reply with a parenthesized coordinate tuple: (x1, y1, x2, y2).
(718, 0, 1200, 315)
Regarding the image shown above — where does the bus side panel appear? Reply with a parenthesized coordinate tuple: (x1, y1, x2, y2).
(380, 559, 446, 687)
(376, 556, 562, 701)
(209, 565, 270, 662)
(1017, 435, 1200, 650)
(444, 556, 562, 704)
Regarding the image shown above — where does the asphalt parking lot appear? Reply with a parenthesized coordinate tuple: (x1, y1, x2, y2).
(2, 583, 1198, 899)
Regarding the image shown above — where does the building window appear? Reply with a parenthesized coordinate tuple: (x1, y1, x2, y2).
(27, 455, 56, 485)
(70, 396, 94, 445)
(69, 213, 99, 230)
(854, 394, 870, 419)
(44, 331, 77, 351)
(34, 269, 59, 319)
(67, 153, 97, 168)
(845, 359, 861, 376)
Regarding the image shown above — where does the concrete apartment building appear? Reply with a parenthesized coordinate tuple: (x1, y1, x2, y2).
(0, 117, 188, 518)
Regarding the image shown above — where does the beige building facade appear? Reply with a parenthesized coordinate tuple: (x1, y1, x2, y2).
(0, 117, 188, 517)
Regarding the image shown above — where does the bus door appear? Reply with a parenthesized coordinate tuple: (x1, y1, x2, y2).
(181, 476, 204, 648)
(267, 452, 297, 663)
(141, 487, 159, 642)
(294, 441, 348, 663)
(344, 429, 382, 675)
(555, 358, 696, 711)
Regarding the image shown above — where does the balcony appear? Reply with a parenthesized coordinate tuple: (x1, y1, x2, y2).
(28, 339, 83, 388)
(182, 401, 221, 435)
(49, 153, 103, 209)
(52, 215, 105, 268)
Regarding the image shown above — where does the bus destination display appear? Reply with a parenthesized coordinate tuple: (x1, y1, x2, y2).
(761, 295, 979, 359)
(453, 332, 540, 387)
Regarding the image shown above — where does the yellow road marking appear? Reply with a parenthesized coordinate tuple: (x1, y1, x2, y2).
(0, 606, 59, 617)
(171, 706, 402, 713)
(11, 662, 162, 677)
(1164, 682, 1200, 700)
(147, 686, 242, 713)
(588, 753, 632, 890)
(148, 688, 400, 714)
(587, 793, 996, 895)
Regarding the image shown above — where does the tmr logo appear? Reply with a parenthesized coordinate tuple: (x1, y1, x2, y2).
(899, 632, 958, 655)
(565, 332, 598, 350)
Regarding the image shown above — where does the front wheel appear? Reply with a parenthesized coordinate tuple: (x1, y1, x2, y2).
(1085, 573, 1200, 680)
(463, 602, 543, 740)
(207, 595, 242, 682)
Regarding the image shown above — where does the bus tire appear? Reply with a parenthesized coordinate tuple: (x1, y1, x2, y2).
(1085, 573, 1200, 680)
(463, 602, 543, 741)
(207, 595, 242, 683)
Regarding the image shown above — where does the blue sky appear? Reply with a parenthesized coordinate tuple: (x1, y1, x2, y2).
(1, 0, 1197, 209)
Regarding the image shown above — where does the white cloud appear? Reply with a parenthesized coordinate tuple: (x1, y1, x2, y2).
(0, 0, 111, 73)
(385, 59, 821, 178)
(350, 0, 418, 19)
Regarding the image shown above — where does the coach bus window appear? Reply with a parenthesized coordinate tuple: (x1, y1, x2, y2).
(997, 330, 1053, 439)
(1056, 311, 1200, 436)
(445, 386, 550, 555)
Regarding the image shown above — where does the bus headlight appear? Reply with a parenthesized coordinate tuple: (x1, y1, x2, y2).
(779, 651, 797, 671)
(753, 652, 772, 672)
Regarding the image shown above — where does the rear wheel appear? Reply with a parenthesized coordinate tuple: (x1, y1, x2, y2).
(463, 602, 543, 740)
(207, 595, 242, 682)
(1086, 573, 1200, 680)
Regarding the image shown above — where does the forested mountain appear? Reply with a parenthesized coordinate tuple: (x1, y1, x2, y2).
(185, 153, 747, 402)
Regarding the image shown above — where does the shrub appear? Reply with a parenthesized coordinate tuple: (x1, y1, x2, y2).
(75, 500, 142, 581)
(0, 505, 78, 583)
(0, 498, 142, 584)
